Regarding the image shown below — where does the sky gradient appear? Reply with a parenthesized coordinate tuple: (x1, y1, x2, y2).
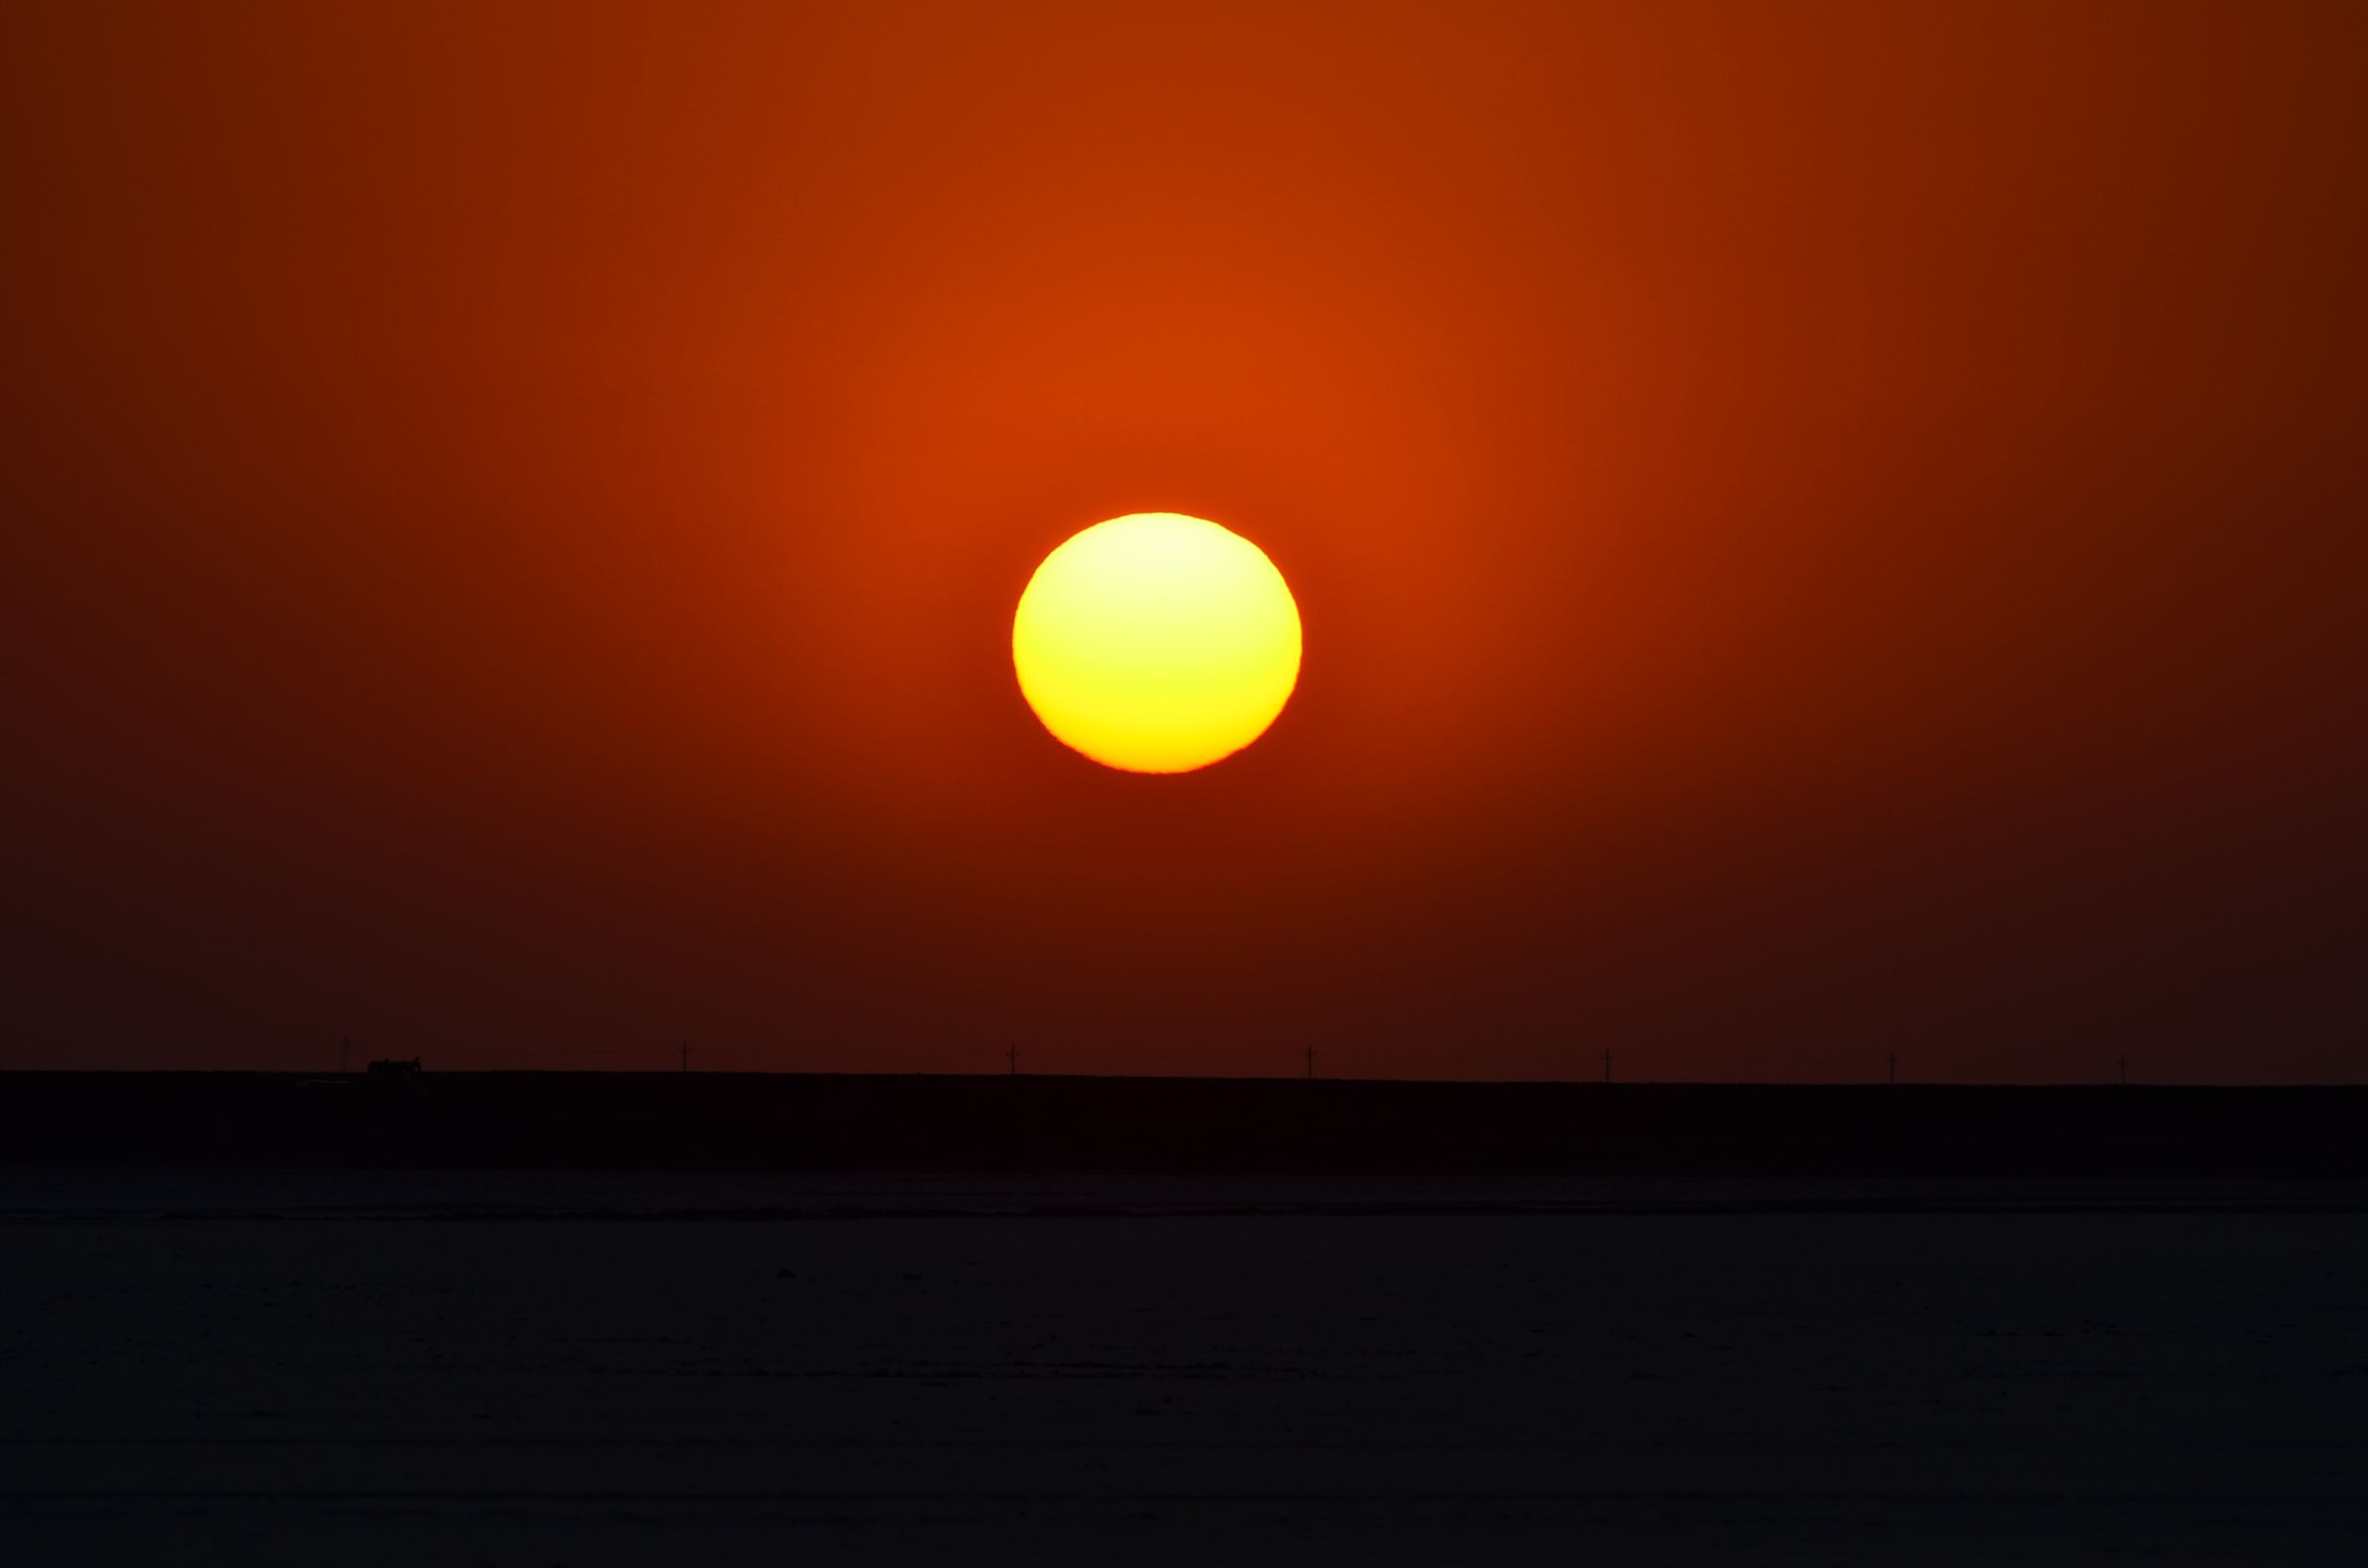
(5, 1, 2362, 1080)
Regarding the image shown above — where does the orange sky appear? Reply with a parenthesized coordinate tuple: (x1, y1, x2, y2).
(4, 1, 2362, 1079)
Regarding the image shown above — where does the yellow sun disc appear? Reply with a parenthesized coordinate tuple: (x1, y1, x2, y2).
(1013, 513, 1302, 773)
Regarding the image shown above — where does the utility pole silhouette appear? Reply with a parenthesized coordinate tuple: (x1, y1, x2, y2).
(1007, 1041, 1019, 1076)
(1601, 1048, 1614, 1084)
(1887, 1051, 1897, 1085)
(2116, 1054, 2128, 1086)
(1303, 1045, 1317, 1080)
(340, 1036, 351, 1075)
(679, 1041, 690, 1073)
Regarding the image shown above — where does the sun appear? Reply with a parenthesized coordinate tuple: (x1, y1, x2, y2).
(1013, 513, 1302, 773)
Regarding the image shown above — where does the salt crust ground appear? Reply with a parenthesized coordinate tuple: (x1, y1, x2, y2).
(4, 1172, 2365, 1564)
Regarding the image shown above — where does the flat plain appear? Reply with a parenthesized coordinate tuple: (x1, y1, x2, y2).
(3, 1172, 2366, 1564)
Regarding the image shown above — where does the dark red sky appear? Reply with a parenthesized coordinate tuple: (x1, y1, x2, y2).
(5, 2, 2362, 1080)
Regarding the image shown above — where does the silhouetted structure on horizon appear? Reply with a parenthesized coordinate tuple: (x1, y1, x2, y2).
(366, 1057, 422, 1080)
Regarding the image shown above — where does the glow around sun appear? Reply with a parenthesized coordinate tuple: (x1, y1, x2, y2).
(1013, 513, 1302, 773)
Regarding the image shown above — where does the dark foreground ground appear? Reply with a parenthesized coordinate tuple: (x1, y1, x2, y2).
(4, 1171, 2366, 1565)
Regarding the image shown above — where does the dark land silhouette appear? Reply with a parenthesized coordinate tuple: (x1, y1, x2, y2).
(5, 1071, 2360, 1176)
(9, 1164, 2368, 1566)
(10, 1086, 2368, 1564)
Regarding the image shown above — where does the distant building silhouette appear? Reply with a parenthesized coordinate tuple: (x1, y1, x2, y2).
(367, 1057, 422, 1080)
